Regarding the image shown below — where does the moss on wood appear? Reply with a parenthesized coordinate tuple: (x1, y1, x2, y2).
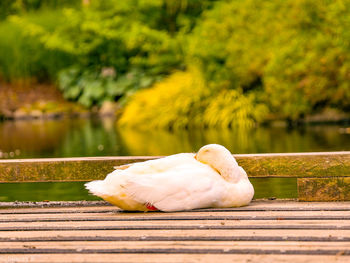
(237, 153, 350, 178)
(0, 152, 349, 183)
(0, 157, 154, 182)
(298, 178, 350, 201)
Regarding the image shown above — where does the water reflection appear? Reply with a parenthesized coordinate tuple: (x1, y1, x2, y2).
(0, 119, 348, 201)
(0, 178, 298, 201)
(0, 118, 349, 159)
(0, 119, 68, 156)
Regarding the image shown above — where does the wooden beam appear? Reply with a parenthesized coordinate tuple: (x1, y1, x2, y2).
(237, 152, 350, 178)
(298, 178, 350, 201)
(0, 152, 349, 183)
(0, 156, 153, 182)
(1, 152, 350, 201)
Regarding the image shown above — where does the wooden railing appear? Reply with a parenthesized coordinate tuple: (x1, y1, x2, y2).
(1, 152, 349, 201)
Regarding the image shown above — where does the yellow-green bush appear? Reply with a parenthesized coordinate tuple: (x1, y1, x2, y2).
(118, 69, 268, 129)
(118, 69, 208, 129)
(204, 90, 268, 128)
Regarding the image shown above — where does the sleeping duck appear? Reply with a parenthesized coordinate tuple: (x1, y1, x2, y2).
(85, 144, 254, 211)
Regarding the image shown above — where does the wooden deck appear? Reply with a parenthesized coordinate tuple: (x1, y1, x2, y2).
(1, 152, 350, 261)
(1, 200, 350, 262)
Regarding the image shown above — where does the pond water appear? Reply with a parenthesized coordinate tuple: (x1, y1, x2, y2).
(1, 118, 349, 158)
(0, 178, 297, 202)
(0, 118, 349, 202)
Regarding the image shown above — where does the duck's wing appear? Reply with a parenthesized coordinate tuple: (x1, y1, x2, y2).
(122, 162, 224, 212)
(89, 153, 197, 198)
(114, 153, 196, 174)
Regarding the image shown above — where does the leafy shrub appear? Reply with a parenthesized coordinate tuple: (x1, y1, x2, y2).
(118, 69, 208, 129)
(189, 0, 350, 120)
(118, 69, 267, 129)
(58, 67, 157, 107)
(0, 0, 80, 20)
(203, 90, 268, 128)
(263, 1, 350, 118)
(11, 0, 215, 105)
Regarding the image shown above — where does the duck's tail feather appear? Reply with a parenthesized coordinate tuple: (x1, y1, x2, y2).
(85, 180, 108, 197)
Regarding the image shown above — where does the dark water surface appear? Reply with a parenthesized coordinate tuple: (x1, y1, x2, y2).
(0, 178, 297, 202)
(0, 118, 348, 201)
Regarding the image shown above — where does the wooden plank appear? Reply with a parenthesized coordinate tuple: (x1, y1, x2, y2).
(1, 229, 349, 240)
(238, 152, 350, 178)
(1, 247, 350, 256)
(0, 201, 109, 209)
(1, 240, 350, 259)
(0, 156, 153, 182)
(2, 206, 348, 215)
(2, 240, 350, 250)
(2, 216, 349, 224)
(1, 210, 350, 223)
(1, 220, 350, 231)
(298, 178, 350, 201)
(1, 200, 350, 212)
(1, 152, 349, 182)
(2, 236, 348, 242)
(1, 254, 349, 263)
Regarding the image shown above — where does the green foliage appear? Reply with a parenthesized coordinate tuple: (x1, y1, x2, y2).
(1, 0, 350, 126)
(263, 0, 350, 118)
(189, 0, 350, 120)
(0, 0, 17, 20)
(58, 67, 157, 107)
(0, 0, 80, 20)
(0, 9, 73, 82)
(12, 0, 215, 105)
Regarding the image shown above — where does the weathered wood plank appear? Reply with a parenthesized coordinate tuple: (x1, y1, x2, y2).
(0, 152, 349, 182)
(298, 178, 350, 201)
(2, 240, 350, 250)
(1, 247, 350, 256)
(1, 200, 350, 212)
(1, 220, 350, 230)
(1, 229, 349, 240)
(2, 236, 349, 242)
(1, 254, 349, 263)
(0, 156, 153, 182)
(2, 216, 350, 223)
(1, 210, 350, 223)
(238, 152, 350, 178)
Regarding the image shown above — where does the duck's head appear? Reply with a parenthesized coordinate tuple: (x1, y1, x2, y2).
(195, 144, 247, 183)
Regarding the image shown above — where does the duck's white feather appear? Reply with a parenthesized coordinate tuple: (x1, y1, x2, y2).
(122, 162, 225, 212)
(85, 145, 254, 211)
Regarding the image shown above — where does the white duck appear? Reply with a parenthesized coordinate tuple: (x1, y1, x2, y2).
(85, 144, 254, 212)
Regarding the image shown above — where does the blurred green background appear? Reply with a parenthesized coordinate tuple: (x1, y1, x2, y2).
(1, 0, 349, 127)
